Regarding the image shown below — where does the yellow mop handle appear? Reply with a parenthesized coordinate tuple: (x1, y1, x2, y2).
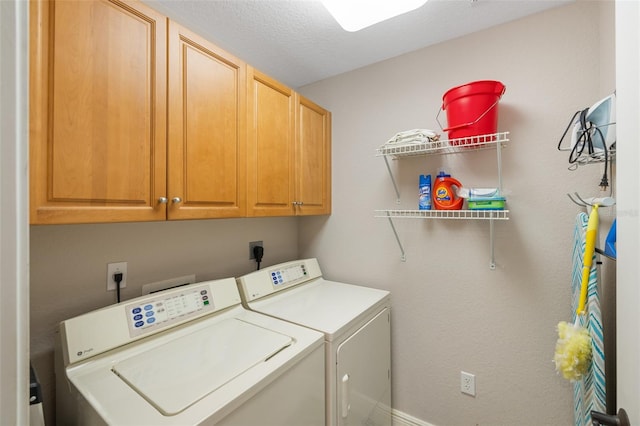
(577, 204, 599, 315)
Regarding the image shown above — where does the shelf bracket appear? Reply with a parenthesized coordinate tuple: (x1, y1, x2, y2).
(384, 212, 406, 262)
(496, 136, 503, 193)
(489, 218, 496, 270)
(491, 137, 502, 270)
(383, 156, 401, 204)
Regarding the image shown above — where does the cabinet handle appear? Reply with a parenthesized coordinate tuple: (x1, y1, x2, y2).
(292, 201, 304, 206)
(172, 197, 182, 204)
(158, 197, 168, 204)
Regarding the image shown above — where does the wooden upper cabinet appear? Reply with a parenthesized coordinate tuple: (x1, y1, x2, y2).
(296, 95, 332, 216)
(246, 68, 296, 216)
(29, 0, 168, 224)
(168, 22, 247, 219)
(247, 69, 331, 217)
(30, 0, 326, 224)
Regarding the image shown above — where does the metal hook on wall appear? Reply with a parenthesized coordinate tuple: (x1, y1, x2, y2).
(567, 192, 616, 208)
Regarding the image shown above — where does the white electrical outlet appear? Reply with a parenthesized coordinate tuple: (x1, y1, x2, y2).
(460, 371, 476, 396)
(107, 262, 127, 291)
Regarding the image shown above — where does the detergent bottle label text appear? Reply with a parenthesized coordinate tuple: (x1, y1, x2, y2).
(435, 187, 451, 201)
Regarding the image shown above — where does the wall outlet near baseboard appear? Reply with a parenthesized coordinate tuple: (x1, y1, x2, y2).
(461, 371, 476, 396)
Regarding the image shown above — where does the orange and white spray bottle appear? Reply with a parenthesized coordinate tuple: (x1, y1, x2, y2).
(432, 170, 464, 210)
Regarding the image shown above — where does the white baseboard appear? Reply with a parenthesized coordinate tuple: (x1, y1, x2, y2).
(392, 408, 435, 426)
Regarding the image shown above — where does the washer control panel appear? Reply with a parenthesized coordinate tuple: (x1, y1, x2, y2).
(60, 278, 242, 365)
(270, 263, 308, 287)
(125, 284, 214, 338)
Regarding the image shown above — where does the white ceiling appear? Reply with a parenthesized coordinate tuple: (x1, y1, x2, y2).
(146, 0, 573, 89)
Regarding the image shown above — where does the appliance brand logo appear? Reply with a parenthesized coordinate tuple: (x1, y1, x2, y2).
(77, 347, 94, 357)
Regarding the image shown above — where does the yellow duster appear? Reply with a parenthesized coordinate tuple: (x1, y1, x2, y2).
(554, 205, 598, 381)
(554, 320, 592, 380)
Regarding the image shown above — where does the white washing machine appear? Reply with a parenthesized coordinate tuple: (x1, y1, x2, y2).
(55, 277, 325, 425)
(236, 258, 391, 426)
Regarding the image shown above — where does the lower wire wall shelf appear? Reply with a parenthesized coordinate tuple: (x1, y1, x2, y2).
(375, 209, 510, 268)
(374, 209, 509, 220)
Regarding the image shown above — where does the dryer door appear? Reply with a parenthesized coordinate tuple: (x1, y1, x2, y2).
(336, 308, 391, 426)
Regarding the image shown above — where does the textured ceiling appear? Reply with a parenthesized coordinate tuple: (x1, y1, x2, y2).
(145, 0, 572, 88)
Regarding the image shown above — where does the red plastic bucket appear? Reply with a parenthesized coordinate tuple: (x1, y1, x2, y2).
(440, 80, 505, 146)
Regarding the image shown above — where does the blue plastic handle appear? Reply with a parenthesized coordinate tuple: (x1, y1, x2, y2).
(605, 219, 616, 259)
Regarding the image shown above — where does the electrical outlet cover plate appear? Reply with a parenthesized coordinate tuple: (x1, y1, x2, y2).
(461, 371, 476, 396)
(107, 262, 127, 291)
(249, 241, 263, 260)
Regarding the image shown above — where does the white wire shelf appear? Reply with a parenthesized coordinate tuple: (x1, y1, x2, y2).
(375, 130, 510, 267)
(376, 131, 510, 158)
(375, 209, 509, 220)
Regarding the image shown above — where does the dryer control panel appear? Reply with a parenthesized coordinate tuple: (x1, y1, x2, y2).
(237, 258, 323, 302)
(270, 263, 308, 287)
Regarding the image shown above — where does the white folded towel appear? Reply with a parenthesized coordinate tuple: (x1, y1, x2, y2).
(386, 129, 439, 145)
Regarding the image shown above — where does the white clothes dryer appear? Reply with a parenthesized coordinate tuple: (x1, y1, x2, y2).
(236, 258, 391, 426)
(55, 277, 325, 425)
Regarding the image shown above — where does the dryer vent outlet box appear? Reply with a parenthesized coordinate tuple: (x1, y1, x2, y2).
(141, 275, 196, 295)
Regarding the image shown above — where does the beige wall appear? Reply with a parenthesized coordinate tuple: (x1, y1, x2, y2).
(30, 217, 299, 424)
(299, 2, 615, 425)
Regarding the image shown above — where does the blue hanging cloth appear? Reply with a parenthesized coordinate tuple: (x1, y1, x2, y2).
(571, 212, 606, 426)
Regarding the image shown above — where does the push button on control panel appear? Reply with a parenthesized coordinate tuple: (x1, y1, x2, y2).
(269, 263, 309, 288)
(271, 271, 284, 285)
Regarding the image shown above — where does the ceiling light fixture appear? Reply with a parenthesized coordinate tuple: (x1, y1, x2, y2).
(321, 0, 428, 32)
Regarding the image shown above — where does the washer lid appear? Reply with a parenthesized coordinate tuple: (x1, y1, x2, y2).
(111, 318, 292, 416)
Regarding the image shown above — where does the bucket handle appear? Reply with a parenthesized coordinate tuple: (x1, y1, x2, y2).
(436, 96, 503, 133)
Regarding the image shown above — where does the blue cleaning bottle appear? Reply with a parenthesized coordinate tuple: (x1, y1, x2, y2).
(419, 174, 432, 210)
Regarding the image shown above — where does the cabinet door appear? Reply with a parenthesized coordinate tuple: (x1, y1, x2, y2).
(29, 0, 167, 224)
(296, 95, 332, 215)
(246, 68, 296, 217)
(168, 23, 246, 220)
